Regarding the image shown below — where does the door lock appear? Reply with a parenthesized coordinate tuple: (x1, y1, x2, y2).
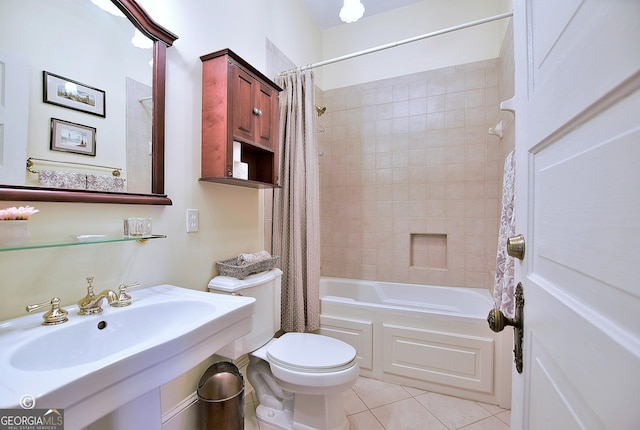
(488, 282, 524, 373)
(507, 234, 525, 260)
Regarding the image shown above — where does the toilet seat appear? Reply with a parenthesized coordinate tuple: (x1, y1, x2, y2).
(252, 332, 359, 390)
(266, 333, 356, 373)
(248, 332, 360, 429)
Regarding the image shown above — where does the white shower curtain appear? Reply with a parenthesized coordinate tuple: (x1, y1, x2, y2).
(493, 149, 516, 318)
(273, 69, 321, 333)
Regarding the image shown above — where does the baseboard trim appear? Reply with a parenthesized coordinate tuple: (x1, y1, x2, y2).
(162, 392, 197, 424)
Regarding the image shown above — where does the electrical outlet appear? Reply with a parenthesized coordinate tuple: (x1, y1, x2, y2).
(186, 208, 199, 233)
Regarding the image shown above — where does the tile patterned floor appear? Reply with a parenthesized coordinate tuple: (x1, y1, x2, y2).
(244, 376, 511, 430)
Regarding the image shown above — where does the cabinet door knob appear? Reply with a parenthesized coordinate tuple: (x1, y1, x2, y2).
(252, 108, 262, 116)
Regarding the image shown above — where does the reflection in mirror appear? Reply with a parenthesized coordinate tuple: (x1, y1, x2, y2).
(126, 77, 153, 194)
(0, 0, 177, 204)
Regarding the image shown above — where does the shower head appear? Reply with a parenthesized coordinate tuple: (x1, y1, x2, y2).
(315, 104, 327, 117)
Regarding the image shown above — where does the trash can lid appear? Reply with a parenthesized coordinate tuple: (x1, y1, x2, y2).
(197, 362, 244, 401)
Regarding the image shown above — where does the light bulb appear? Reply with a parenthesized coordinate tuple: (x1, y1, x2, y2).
(131, 28, 153, 49)
(339, 0, 365, 23)
(91, 0, 125, 17)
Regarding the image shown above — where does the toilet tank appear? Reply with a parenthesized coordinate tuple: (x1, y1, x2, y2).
(208, 268, 282, 359)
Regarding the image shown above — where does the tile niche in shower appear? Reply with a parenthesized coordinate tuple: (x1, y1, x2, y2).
(410, 233, 447, 269)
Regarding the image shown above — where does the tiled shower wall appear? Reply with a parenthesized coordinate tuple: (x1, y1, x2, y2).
(317, 58, 504, 289)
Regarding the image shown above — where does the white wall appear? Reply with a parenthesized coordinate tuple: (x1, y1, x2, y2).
(138, 0, 321, 78)
(320, 0, 511, 90)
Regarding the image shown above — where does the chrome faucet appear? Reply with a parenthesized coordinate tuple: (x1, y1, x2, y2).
(77, 277, 133, 315)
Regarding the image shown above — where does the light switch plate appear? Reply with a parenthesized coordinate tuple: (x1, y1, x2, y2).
(186, 208, 199, 232)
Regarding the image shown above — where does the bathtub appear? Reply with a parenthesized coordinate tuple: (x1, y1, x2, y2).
(319, 277, 512, 407)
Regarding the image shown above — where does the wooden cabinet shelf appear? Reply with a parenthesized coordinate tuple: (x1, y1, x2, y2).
(200, 49, 282, 188)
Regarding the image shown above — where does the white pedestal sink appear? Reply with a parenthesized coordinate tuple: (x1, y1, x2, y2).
(0, 284, 255, 429)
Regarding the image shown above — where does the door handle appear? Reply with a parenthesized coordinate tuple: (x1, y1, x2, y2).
(487, 282, 524, 373)
(507, 234, 525, 260)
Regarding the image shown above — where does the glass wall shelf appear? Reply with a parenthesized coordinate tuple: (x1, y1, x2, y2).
(0, 234, 166, 252)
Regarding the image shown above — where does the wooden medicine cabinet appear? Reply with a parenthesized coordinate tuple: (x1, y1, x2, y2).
(200, 49, 282, 189)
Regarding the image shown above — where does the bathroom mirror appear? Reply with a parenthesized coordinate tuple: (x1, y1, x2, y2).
(0, 0, 177, 204)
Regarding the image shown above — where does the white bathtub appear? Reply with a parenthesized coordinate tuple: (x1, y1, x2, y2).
(319, 277, 512, 407)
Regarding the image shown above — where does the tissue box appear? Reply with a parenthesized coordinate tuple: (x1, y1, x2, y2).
(233, 161, 248, 180)
(233, 141, 242, 161)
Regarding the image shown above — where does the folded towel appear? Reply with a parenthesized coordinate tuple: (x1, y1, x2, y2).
(38, 170, 87, 189)
(238, 250, 271, 265)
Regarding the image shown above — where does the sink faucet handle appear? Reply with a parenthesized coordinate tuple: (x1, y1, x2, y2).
(111, 283, 134, 308)
(26, 297, 69, 325)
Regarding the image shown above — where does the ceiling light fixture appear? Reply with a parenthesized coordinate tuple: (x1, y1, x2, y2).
(91, 0, 125, 17)
(131, 28, 153, 49)
(339, 0, 365, 23)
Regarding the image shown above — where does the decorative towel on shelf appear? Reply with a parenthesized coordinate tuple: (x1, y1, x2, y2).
(238, 250, 272, 265)
(38, 170, 87, 189)
(493, 150, 516, 318)
(86, 173, 126, 192)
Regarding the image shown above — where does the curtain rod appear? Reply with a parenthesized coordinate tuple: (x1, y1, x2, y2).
(280, 11, 513, 75)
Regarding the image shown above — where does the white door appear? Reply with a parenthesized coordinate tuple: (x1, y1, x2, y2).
(511, 1, 640, 429)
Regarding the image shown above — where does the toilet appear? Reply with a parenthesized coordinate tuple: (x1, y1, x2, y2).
(208, 269, 359, 430)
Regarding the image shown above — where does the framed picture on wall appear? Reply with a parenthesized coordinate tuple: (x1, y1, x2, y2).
(43, 71, 106, 117)
(50, 118, 97, 156)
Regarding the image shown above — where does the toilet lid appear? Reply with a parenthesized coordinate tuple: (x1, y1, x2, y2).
(266, 333, 356, 373)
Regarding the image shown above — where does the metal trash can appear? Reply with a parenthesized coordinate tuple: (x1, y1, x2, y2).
(197, 361, 245, 430)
